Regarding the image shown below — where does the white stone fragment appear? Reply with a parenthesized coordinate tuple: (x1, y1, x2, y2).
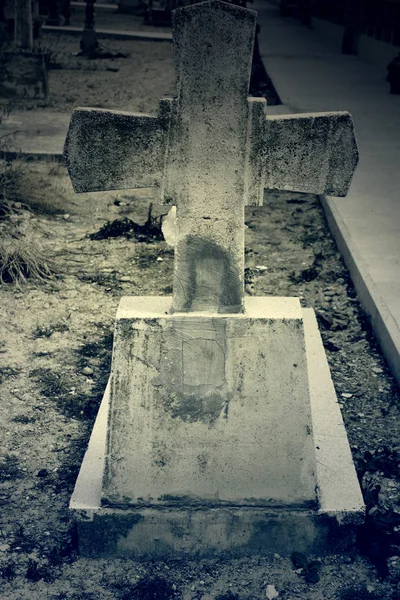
(266, 584, 279, 599)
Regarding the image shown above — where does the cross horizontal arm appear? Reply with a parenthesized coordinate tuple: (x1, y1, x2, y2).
(264, 112, 359, 197)
(64, 106, 169, 194)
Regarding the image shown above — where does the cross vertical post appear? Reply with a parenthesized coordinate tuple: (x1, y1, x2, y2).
(163, 1, 259, 313)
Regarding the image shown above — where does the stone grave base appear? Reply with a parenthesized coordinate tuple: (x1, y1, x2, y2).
(70, 299, 364, 557)
(0, 51, 48, 99)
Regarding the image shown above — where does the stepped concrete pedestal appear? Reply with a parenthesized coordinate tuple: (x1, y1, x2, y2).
(70, 296, 364, 557)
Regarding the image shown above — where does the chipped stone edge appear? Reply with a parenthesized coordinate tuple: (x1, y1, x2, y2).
(303, 308, 365, 526)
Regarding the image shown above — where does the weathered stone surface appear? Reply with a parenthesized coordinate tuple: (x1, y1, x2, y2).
(70, 302, 364, 558)
(65, 1, 263, 314)
(0, 51, 48, 99)
(74, 505, 359, 558)
(64, 1, 359, 311)
(163, 0, 258, 313)
(64, 103, 170, 194)
(264, 112, 359, 197)
(103, 296, 316, 508)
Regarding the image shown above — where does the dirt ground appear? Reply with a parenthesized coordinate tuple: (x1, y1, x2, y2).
(1, 18, 400, 600)
(34, 33, 175, 114)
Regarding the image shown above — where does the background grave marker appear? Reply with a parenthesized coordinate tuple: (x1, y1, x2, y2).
(0, 0, 48, 98)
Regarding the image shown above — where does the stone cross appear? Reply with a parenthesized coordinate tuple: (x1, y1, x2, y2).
(64, 0, 358, 314)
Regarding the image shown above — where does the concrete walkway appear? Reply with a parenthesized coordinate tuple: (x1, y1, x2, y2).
(1, 112, 70, 158)
(255, 0, 400, 387)
(42, 25, 172, 41)
(1, 1, 400, 387)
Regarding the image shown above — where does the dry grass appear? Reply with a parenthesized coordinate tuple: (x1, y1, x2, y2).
(0, 230, 56, 284)
(0, 116, 59, 285)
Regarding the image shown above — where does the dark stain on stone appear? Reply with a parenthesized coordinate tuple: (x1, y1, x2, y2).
(223, 399, 229, 419)
(237, 361, 245, 394)
(158, 494, 209, 505)
(79, 513, 144, 556)
(152, 440, 171, 468)
(177, 235, 242, 313)
(169, 522, 187, 539)
(246, 514, 313, 554)
(163, 390, 226, 425)
(197, 453, 208, 473)
(117, 320, 132, 340)
(155, 457, 168, 467)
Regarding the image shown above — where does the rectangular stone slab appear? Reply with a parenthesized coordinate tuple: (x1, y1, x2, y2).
(264, 112, 359, 197)
(69, 301, 364, 558)
(102, 296, 317, 508)
(64, 103, 171, 194)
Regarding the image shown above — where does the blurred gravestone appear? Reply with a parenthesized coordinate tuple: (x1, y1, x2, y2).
(80, 0, 99, 57)
(0, 0, 48, 99)
(65, 0, 364, 557)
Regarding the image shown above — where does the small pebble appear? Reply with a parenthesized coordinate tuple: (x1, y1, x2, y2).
(156, 257, 163, 262)
(341, 393, 353, 399)
(63, 214, 70, 220)
(82, 367, 94, 376)
(245, 284, 254, 296)
(266, 584, 279, 599)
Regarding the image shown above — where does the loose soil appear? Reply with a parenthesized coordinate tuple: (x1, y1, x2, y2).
(1, 19, 400, 600)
